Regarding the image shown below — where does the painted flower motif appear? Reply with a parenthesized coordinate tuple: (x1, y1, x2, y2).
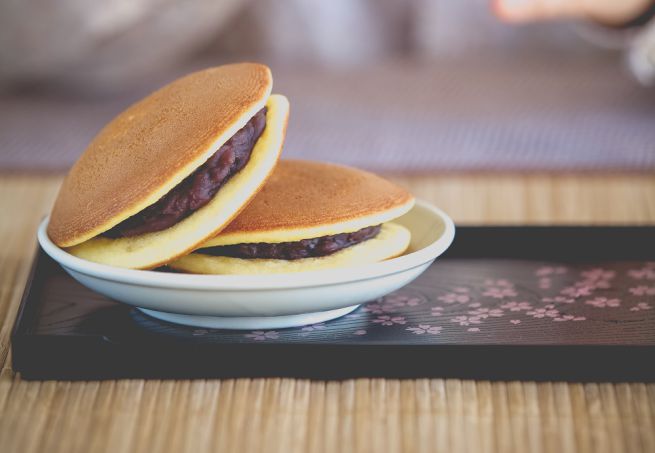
(372, 315, 406, 326)
(406, 324, 442, 335)
(437, 293, 470, 304)
(383, 294, 423, 307)
(526, 307, 559, 318)
(245, 330, 279, 341)
(482, 287, 517, 299)
(468, 302, 481, 308)
(561, 285, 593, 298)
(431, 306, 444, 317)
(450, 315, 482, 326)
(536, 266, 567, 277)
(559, 268, 616, 298)
(361, 303, 385, 314)
(542, 296, 575, 304)
(581, 269, 616, 281)
(585, 297, 621, 308)
(629, 302, 652, 312)
(629, 286, 655, 296)
(405, 297, 424, 306)
(301, 323, 326, 332)
(500, 301, 533, 311)
(580, 279, 611, 289)
(553, 315, 586, 322)
(509, 319, 521, 325)
(468, 307, 503, 318)
(628, 266, 655, 280)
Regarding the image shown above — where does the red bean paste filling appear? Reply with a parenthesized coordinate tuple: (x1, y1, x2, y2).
(198, 225, 382, 260)
(104, 108, 267, 238)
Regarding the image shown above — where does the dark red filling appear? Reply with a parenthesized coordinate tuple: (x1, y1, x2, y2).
(198, 225, 382, 260)
(105, 108, 267, 238)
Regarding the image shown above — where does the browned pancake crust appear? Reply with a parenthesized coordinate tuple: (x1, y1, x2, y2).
(48, 63, 272, 247)
(218, 159, 413, 235)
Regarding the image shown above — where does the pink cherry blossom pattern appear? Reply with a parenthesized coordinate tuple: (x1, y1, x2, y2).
(482, 287, 517, 299)
(482, 278, 516, 298)
(384, 293, 424, 307)
(468, 302, 481, 308)
(406, 324, 442, 335)
(585, 297, 621, 308)
(362, 301, 400, 314)
(628, 265, 655, 280)
(301, 323, 326, 332)
(437, 293, 470, 304)
(553, 315, 586, 322)
(500, 301, 533, 311)
(372, 315, 406, 326)
(542, 296, 576, 304)
(405, 297, 424, 307)
(468, 307, 504, 318)
(431, 306, 444, 317)
(535, 266, 567, 277)
(629, 286, 655, 296)
(536, 266, 566, 290)
(629, 302, 652, 312)
(245, 330, 279, 341)
(581, 268, 616, 282)
(560, 268, 616, 299)
(526, 305, 559, 319)
(509, 319, 521, 325)
(450, 315, 482, 326)
(560, 285, 594, 298)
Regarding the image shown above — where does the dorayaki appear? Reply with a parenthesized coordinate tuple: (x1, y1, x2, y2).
(47, 63, 289, 269)
(169, 160, 415, 274)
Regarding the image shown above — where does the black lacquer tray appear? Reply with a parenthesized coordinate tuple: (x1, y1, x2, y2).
(12, 227, 655, 381)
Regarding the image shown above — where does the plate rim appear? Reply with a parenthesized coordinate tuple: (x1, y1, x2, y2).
(37, 199, 455, 290)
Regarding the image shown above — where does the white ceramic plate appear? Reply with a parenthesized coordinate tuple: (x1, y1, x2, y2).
(37, 200, 455, 329)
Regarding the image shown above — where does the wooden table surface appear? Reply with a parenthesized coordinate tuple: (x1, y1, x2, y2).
(1, 172, 654, 453)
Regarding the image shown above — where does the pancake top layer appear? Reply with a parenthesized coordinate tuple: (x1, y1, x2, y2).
(49, 63, 272, 247)
(212, 159, 414, 240)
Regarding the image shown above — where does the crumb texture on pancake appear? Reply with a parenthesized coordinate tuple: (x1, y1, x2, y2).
(49, 63, 272, 247)
(65, 94, 289, 269)
(202, 160, 415, 247)
(169, 222, 410, 274)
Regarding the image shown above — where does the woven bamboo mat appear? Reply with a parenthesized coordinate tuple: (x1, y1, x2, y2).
(0, 173, 654, 453)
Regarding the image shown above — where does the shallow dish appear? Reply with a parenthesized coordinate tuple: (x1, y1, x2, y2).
(37, 200, 455, 329)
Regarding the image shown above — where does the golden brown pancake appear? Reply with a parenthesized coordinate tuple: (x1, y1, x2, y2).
(169, 160, 415, 274)
(201, 159, 414, 247)
(47, 63, 289, 269)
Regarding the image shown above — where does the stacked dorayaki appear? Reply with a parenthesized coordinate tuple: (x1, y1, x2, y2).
(48, 63, 414, 273)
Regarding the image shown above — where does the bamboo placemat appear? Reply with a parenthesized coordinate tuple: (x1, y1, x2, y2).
(1, 173, 654, 453)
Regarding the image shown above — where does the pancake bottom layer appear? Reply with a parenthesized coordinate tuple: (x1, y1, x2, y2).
(66, 94, 289, 269)
(169, 222, 411, 274)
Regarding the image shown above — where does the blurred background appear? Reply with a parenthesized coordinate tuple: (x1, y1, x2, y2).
(1, 0, 654, 172)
